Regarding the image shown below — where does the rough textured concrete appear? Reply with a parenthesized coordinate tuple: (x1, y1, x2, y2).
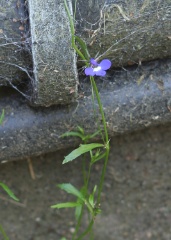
(75, 0, 171, 67)
(0, 58, 171, 162)
(0, 0, 78, 106)
(28, 0, 78, 106)
(0, 0, 32, 85)
(1, 0, 171, 106)
(1, 123, 171, 239)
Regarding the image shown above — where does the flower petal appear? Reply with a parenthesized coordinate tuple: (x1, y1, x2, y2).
(95, 70, 106, 77)
(85, 67, 95, 76)
(99, 59, 111, 70)
(90, 58, 98, 66)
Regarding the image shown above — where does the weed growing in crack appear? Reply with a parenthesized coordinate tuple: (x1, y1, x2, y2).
(51, 1, 111, 239)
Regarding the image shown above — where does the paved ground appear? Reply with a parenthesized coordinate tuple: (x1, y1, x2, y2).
(1, 123, 171, 240)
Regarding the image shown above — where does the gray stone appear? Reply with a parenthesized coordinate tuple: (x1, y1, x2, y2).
(28, 0, 78, 106)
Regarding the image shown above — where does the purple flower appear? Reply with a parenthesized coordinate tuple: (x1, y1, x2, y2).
(85, 58, 111, 77)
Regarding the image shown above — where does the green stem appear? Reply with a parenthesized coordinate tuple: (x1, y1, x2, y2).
(97, 149, 109, 204)
(85, 161, 92, 190)
(90, 81, 105, 143)
(0, 225, 9, 240)
(63, 0, 87, 62)
(73, 160, 93, 240)
(63, 0, 75, 39)
(90, 77, 110, 204)
(82, 158, 87, 186)
(89, 227, 94, 240)
(64, 0, 110, 237)
(73, 0, 78, 20)
(90, 77, 108, 143)
(84, 199, 94, 217)
(72, 206, 84, 240)
(76, 219, 94, 240)
(73, 199, 94, 240)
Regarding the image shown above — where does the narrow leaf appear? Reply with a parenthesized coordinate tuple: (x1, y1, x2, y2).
(0, 225, 9, 240)
(63, 143, 104, 164)
(0, 109, 5, 125)
(75, 204, 83, 221)
(88, 129, 101, 139)
(61, 131, 83, 139)
(0, 183, 19, 201)
(91, 152, 106, 164)
(77, 126, 84, 135)
(51, 202, 81, 209)
(57, 183, 85, 201)
(75, 35, 90, 61)
(82, 129, 101, 142)
(89, 185, 97, 207)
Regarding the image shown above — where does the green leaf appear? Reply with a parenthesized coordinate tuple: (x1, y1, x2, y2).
(0, 225, 9, 240)
(75, 186, 86, 220)
(0, 183, 19, 201)
(61, 131, 83, 139)
(51, 202, 81, 209)
(57, 183, 85, 201)
(60, 238, 67, 240)
(89, 129, 102, 139)
(63, 143, 104, 164)
(74, 35, 90, 61)
(0, 109, 5, 125)
(61, 126, 87, 141)
(94, 207, 101, 216)
(77, 126, 84, 135)
(82, 129, 101, 142)
(91, 152, 106, 164)
(75, 204, 83, 221)
(89, 185, 97, 207)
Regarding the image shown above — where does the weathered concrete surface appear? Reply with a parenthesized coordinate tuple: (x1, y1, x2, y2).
(75, 0, 171, 67)
(0, 58, 171, 162)
(1, 123, 171, 239)
(28, 0, 78, 106)
(1, 0, 171, 106)
(0, 0, 32, 85)
(0, 0, 78, 106)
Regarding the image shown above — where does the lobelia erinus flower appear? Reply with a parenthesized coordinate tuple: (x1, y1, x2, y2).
(85, 58, 112, 77)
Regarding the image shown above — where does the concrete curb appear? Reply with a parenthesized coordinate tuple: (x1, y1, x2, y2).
(0, 59, 171, 162)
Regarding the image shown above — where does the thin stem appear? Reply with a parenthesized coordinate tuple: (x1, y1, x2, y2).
(89, 227, 94, 240)
(63, 0, 87, 62)
(84, 199, 94, 217)
(90, 77, 109, 143)
(97, 149, 109, 204)
(73, 157, 93, 240)
(0, 225, 9, 240)
(74, 152, 92, 239)
(90, 80, 105, 143)
(73, 0, 78, 20)
(90, 77, 110, 204)
(72, 206, 84, 240)
(82, 158, 87, 185)
(64, 0, 110, 238)
(76, 219, 94, 240)
(63, 0, 75, 38)
(85, 160, 92, 190)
